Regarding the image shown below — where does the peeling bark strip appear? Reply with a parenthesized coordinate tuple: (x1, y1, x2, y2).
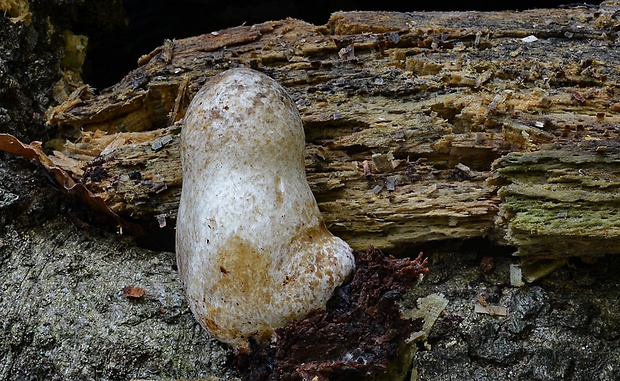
(41, 3, 620, 256)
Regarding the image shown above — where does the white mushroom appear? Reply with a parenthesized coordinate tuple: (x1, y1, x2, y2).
(176, 67, 355, 351)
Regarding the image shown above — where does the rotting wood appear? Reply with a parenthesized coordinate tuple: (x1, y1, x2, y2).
(36, 2, 620, 256)
(491, 140, 620, 258)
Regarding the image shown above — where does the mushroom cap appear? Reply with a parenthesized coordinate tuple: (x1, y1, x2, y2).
(176, 67, 355, 350)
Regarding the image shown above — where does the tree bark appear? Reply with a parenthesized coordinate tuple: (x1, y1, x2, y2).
(42, 2, 620, 256)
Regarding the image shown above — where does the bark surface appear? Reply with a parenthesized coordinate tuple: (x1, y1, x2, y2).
(42, 2, 620, 257)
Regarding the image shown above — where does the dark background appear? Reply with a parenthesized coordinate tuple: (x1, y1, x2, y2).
(85, 0, 602, 89)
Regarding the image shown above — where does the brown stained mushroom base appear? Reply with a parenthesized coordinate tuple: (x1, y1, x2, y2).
(236, 246, 428, 381)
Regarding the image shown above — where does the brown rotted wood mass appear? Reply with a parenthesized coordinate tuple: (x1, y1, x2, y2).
(237, 246, 428, 381)
(45, 2, 620, 258)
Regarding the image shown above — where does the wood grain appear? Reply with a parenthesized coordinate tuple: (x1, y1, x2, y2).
(45, 2, 620, 256)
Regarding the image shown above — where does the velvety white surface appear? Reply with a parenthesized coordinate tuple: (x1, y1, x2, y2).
(176, 68, 355, 350)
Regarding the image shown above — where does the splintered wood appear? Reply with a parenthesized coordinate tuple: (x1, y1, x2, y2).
(43, 2, 620, 257)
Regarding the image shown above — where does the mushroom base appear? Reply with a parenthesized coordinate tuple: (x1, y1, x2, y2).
(235, 246, 428, 381)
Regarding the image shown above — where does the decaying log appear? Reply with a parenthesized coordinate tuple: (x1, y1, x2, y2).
(492, 141, 620, 258)
(42, 2, 620, 257)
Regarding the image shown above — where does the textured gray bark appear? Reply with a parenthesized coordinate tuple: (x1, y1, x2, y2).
(0, 157, 238, 380)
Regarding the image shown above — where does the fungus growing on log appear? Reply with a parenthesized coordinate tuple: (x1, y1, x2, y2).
(176, 68, 355, 351)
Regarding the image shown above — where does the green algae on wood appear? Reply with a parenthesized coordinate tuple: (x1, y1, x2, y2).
(492, 142, 620, 258)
